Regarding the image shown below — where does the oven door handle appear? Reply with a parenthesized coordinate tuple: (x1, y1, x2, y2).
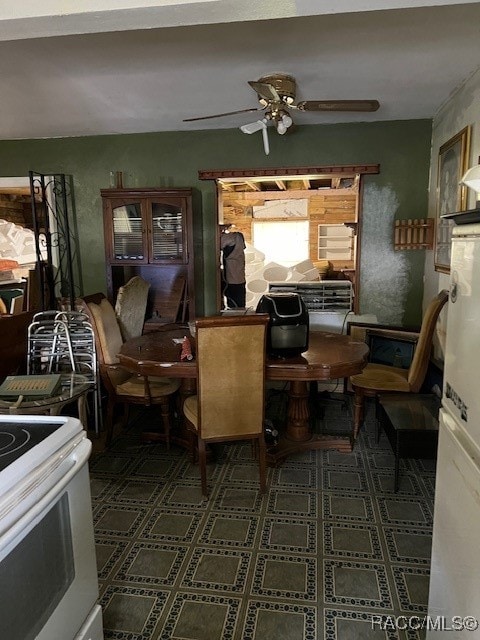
(0, 438, 92, 554)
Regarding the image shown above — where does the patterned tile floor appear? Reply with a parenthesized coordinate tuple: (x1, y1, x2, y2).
(89, 393, 436, 640)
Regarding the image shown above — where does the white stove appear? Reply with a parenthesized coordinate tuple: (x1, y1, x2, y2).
(0, 415, 103, 640)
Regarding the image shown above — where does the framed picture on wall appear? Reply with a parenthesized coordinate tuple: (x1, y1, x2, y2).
(434, 125, 471, 273)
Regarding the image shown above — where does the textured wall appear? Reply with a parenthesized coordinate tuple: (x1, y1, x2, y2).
(360, 184, 408, 323)
(422, 67, 480, 358)
(424, 67, 480, 305)
(0, 119, 431, 322)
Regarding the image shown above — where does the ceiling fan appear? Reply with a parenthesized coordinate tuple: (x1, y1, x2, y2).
(183, 73, 379, 155)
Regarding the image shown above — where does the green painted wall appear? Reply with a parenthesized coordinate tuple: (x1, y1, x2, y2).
(0, 118, 431, 324)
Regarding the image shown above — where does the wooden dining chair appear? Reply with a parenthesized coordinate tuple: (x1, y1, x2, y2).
(81, 293, 180, 447)
(114, 276, 150, 341)
(183, 314, 270, 499)
(349, 289, 448, 440)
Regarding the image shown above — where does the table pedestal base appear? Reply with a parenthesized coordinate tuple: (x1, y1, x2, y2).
(266, 433, 353, 466)
(133, 379, 357, 466)
(265, 380, 355, 464)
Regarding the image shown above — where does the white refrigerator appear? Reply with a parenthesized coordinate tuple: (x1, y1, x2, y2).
(427, 218, 480, 638)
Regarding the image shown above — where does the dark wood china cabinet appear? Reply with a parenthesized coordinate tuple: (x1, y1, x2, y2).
(101, 188, 195, 325)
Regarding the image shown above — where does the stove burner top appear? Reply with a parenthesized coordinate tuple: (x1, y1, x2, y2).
(0, 422, 63, 473)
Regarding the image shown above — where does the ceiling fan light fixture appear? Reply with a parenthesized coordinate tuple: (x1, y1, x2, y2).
(282, 113, 293, 128)
(461, 162, 480, 206)
(461, 163, 480, 192)
(240, 119, 266, 134)
(276, 120, 287, 135)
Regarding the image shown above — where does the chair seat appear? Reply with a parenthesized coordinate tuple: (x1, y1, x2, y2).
(350, 363, 410, 392)
(116, 375, 180, 398)
(183, 394, 198, 428)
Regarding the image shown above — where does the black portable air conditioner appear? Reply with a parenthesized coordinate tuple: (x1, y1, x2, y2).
(256, 292, 309, 357)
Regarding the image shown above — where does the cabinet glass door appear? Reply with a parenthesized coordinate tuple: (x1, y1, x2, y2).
(150, 201, 184, 262)
(112, 202, 144, 260)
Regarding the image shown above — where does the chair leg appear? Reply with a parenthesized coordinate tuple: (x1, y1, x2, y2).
(258, 434, 267, 494)
(353, 388, 365, 440)
(198, 436, 208, 499)
(187, 426, 197, 463)
(375, 397, 382, 444)
(159, 398, 171, 450)
(105, 397, 116, 447)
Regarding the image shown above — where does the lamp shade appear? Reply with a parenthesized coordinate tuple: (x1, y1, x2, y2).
(461, 164, 480, 192)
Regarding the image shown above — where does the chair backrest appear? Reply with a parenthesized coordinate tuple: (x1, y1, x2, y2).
(115, 276, 150, 341)
(195, 314, 269, 440)
(80, 294, 124, 366)
(408, 289, 448, 392)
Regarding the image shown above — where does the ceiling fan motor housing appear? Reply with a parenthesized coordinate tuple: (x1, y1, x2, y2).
(257, 73, 296, 104)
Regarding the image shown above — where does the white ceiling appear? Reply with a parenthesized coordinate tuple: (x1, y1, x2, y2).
(1, 0, 480, 140)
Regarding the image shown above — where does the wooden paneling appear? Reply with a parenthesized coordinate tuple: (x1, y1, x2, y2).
(222, 189, 357, 272)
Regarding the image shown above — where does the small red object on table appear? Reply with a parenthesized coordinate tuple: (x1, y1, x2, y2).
(180, 336, 193, 361)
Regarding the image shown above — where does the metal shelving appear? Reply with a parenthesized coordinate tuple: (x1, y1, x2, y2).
(268, 280, 353, 312)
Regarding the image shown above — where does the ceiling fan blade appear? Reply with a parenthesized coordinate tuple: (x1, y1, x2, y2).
(183, 107, 261, 122)
(296, 99, 380, 112)
(248, 81, 281, 103)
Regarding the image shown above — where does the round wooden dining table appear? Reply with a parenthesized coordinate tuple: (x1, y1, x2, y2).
(119, 324, 369, 463)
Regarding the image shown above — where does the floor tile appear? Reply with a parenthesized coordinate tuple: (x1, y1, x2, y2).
(392, 565, 430, 613)
(114, 542, 188, 586)
(95, 537, 129, 581)
(181, 547, 251, 593)
(322, 467, 370, 492)
(161, 482, 210, 508)
(90, 475, 116, 501)
(376, 496, 432, 527)
(323, 521, 383, 560)
(321, 449, 365, 470)
(213, 486, 265, 513)
(159, 592, 241, 640)
(383, 527, 432, 566)
(242, 600, 317, 640)
(100, 584, 169, 639)
(322, 491, 376, 523)
(223, 463, 269, 487)
(89, 453, 136, 476)
(252, 553, 317, 601)
(260, 517, 317, 553)
(271, 464, 318, 489)
(140, 508, 203, 542)
(371, 470, 423, 496)
(128, 455, 183, 480)
(93, 503, 149, 539)
(324, 559, 393, 609)
(199, 512, 258, 548)
(324, 609, 401, 640)
(108, 478, 165, 505)
(266, 488, 318, 517)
